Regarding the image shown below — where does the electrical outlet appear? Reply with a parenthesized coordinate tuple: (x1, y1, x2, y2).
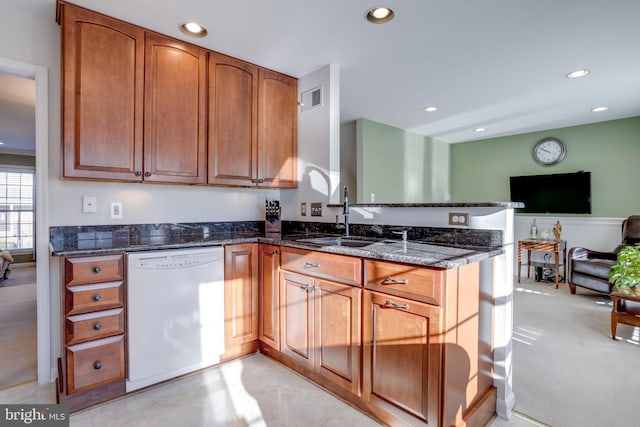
(310, 202, 322, 217)
(301, 202, 307, 216)
(111, 201, 123, 219)
(82, 196, 97, 213)
(448, 212, 469, 226)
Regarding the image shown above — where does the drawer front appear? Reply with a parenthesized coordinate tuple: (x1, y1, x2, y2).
(65, 281, 124, 315)
(66, 335, 125, 395)
(364, 260, 443, 305)
(281, 247, 362, 286)
(65, 254, 124, 286)
(65, 308, 125, 345)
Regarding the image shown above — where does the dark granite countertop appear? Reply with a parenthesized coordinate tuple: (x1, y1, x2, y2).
(51, 224, 504, 270)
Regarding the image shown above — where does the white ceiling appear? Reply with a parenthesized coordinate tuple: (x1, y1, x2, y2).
(3, 0, 640, 153)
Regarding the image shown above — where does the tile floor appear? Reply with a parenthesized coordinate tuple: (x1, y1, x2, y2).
(0, 353, 539, 427)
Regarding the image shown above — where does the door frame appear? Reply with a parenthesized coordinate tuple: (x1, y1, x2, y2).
(0, 56, 50, 384)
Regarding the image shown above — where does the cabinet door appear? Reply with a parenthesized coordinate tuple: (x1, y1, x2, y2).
(61, 6, 144, 181)
(362, 291, 441, 425)
(224, 244, 259, 351)
(257, 69, 298, 188)
(144, 33, 207, 183)
(258, 244, 280, 350)
(314, 279, 361, 395)
(208, 53, 258, 186)
(280, 271, 314, 367)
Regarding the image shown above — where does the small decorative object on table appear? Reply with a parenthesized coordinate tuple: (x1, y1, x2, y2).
(530, 218, 538, 238)
(553, 220, 562, 242)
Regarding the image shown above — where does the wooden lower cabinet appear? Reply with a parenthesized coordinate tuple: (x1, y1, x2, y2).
(258, 244, 280, 350)
(280, 270, 361, 394)
(57, 253, 127, 412)
(224, 244, 259, 358)
(362, 290, 441, 425)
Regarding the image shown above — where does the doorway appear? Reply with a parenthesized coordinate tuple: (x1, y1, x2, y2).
(0, 56, 50, 387)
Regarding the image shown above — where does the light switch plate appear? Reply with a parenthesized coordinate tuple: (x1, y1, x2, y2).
(111, 201, 123, 219)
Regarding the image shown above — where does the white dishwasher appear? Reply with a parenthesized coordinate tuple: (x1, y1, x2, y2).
(126, 246, 224, 392)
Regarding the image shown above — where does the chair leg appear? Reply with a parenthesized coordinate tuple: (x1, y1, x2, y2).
(568, 281, 576, 294)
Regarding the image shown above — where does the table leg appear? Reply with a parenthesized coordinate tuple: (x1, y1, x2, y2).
(611, 296, 619, 340)
(562, 246, 567, 282)
(517, 245, 522, 283)
(554, 250, 559, 289)
(527, 249, 531, 279)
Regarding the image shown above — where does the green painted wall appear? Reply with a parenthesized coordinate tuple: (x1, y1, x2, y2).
(358, 118, 449, 203)
(450, 117, 640, 217)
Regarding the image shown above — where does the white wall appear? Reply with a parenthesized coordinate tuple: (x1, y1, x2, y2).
(281, 63, 340, 219)
(513, 215, 625, 275)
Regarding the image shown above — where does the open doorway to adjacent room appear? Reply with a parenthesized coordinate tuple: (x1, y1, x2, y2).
(0, 71, 37, 389)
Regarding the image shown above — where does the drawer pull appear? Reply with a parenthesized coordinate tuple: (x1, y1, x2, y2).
(92, 294, 102, 302)
(93, 322, 102, 330)
(92, 266, 101, 274)
(385, 276, 408, 285)
(304, 262, 320, 269)
(93, 362, 102, 370)
(384, 299, 409, 310)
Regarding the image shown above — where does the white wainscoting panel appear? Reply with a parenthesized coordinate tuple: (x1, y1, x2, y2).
(513, 216, 625, 275)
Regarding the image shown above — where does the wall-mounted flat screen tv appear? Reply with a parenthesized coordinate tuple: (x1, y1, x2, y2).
(509, 171, 591, 214)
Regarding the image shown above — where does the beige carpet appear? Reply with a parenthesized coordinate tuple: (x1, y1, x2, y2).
(0, 266, 37, 389)
(513, 277, 638, 427)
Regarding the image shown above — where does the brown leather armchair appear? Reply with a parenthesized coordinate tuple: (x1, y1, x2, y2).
(567, 215, 640, 295)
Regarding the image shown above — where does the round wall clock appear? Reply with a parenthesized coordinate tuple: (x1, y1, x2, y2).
(533, 137, 566, 166)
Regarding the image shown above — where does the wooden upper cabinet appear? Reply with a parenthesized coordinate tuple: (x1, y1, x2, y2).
(61, 5, 144, 181)
(208, 53, 258, 186)
(144, 33, 207, 184)
(59, 3, 296, 187)
(258, 69, 298, 188)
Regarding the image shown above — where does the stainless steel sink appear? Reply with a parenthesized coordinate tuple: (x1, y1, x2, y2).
(296, 236, 391, 248)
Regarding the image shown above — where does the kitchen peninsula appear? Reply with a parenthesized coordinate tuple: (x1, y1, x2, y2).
(50, 202, 518, 427)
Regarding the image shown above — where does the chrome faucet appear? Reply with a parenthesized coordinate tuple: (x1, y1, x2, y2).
(342, 186, 350, 237)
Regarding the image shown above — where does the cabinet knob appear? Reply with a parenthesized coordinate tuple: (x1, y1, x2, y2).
(93, 323, 102, 330)
(251, 179, 258, 183)
(92, 294, 102, 302)
(144, 171, 152, 177)
(258, 178, 264, 183)
(135, 171, 142, 176)
(93, 362, 102, 370)
(92, 266, 101, 274)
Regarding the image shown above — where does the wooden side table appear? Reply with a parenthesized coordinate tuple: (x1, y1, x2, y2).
(517, 239, 567, 289)
(610, 287, 640, 340)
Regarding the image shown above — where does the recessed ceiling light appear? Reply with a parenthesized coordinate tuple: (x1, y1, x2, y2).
(424, 106, 438, 112)
(474, 127, 486, 132)
(366, 6, 394, 24)
(591, 106, 609, 112)
(0, 141, 4, 145)
(565, 69, 590, 79)
(179, 22, 208, 38)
